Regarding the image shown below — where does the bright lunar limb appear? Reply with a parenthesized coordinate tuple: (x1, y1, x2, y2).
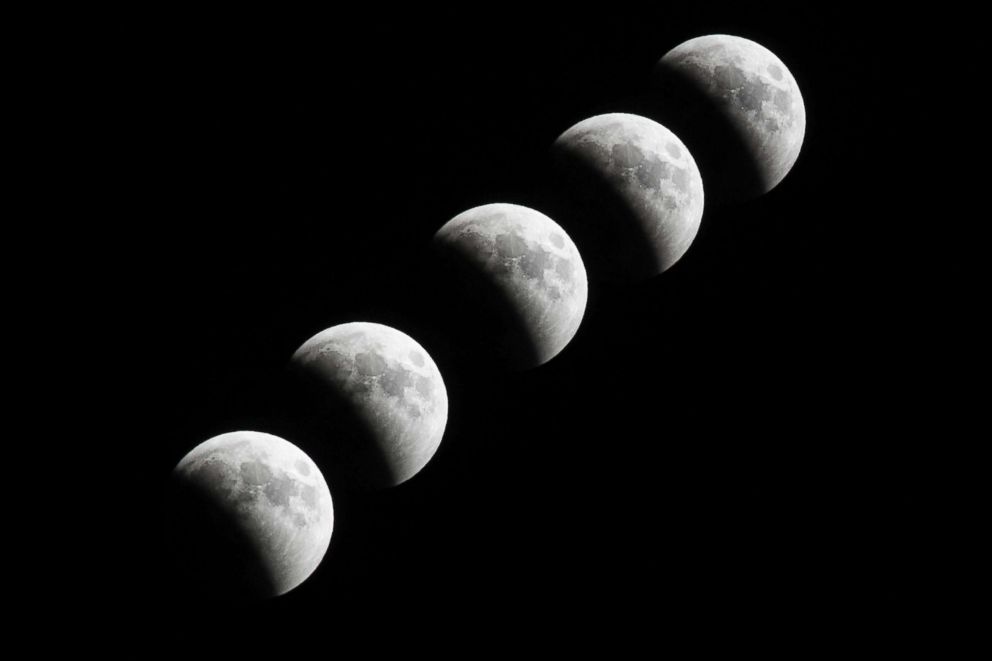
(170, 431, 333, 601)
(551, 113, 704, 281)
(433, 203, 587, 370)
(653, 34, 806, 202)
(289, 322, 448, 490)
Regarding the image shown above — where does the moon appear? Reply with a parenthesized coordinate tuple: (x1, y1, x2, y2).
(433, 203, 587, 369)
(289, 322, 448, 490)
(550, 113, 704, 281)
(169, 431, 333, 601)
(653, 34, 806, 202)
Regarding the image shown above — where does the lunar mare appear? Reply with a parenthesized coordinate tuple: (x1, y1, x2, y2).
(551, 113, 704, 281)
(289, 322, 448, 489)
(654, 34, 805, 201)
(171, 431, 334, 600)
(433, 203, 588, 369)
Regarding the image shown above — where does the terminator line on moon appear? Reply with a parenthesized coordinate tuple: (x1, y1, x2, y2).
(433, 203, 588, 370)
(289, 322, 448, 490)
(652, 34, 806, 202)
(551, 113, 705, 281)
(170, 431, 333, 599)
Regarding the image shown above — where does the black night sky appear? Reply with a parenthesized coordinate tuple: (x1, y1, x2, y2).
(83, 7, 959, 653)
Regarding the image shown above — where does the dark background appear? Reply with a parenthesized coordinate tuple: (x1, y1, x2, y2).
(79, 7, 959, 653)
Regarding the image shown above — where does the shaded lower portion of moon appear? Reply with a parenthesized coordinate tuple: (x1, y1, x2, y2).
(648, 64, 770, 204)
(427, 239, 547, 371)
(283, 366, 405, 491)
(165, 472, 280, 602)
(549, 150, 674, 282)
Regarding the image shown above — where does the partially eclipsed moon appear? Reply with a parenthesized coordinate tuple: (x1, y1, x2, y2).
(433, 203, 588, 369)
(289, 322, 448, 490)
(654, 34, 806, 201)
(551, 113, 704, 281)
(170, 431, 333, 600)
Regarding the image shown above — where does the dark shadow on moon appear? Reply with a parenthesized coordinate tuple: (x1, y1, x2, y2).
(637, 64, 770, 205)
(164, 472, 280, 603)
(424, 238, 544, 372)
(278, 364, 399, 492)
(546, 146, 667, 282)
